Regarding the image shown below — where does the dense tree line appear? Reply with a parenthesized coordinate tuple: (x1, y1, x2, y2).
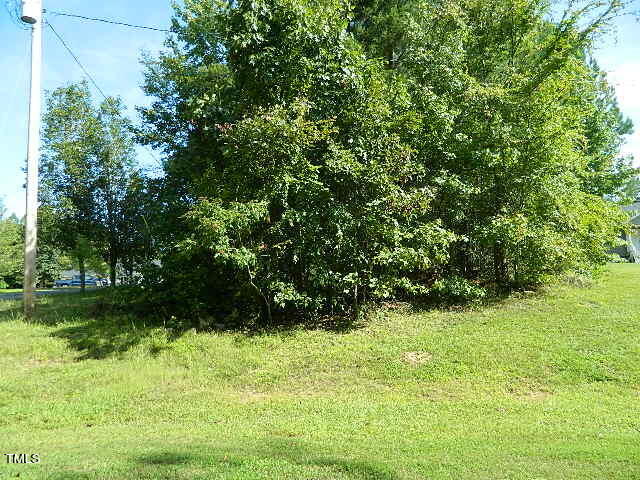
(35, 0, 635, 324)
(0, 199, 68, 289)
(128, 0, 637, 324)
(0, 202, 23, 289)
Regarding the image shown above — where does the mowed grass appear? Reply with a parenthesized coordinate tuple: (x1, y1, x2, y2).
(1, 265, 639, 479)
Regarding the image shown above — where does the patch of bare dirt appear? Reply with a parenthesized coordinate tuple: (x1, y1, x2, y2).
(520, 390, 553, 401)
(24, 358, 66, 369)
(401, 351, 433, 366)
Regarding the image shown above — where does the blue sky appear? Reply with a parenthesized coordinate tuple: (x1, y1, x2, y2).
(0, 0, 174, 217)
(0, 1, 638, 217)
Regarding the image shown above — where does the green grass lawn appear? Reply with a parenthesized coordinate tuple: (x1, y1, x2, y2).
(1, 265, 639, 479)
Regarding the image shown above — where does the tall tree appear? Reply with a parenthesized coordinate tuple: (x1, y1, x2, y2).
(40, 82, 142, 290)
(579, 59, 636, 198)
(95, 97, 137, 287)
(40, 82, 102, 291)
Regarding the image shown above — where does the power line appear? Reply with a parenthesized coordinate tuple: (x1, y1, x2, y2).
(46, 10, 170, 33)
(47, 21, 108, 100)
(46, 8, 226, 42)
(47, 20, 163, 168)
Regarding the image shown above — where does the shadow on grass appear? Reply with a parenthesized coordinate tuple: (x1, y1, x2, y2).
(0, 290, 186, 361)
(45, 440, 399, 479)
(142, 442, 400, 479)
(0, 289, 366, 361)
(50, 318, 153, 361)
(0, 285, 502, 362)
(0, 282, 543, 362)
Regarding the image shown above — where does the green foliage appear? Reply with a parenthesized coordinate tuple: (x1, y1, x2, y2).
(429, 275, 487, 304)
(138, 0, 633, 324)
(179, 102, 456, 320)
(40, 82, 146, 288)
(619, 175, 640, 203)
(579, 60, 637, 198)
(37, 243, 69, 287)
(0, 216, 23, 288)
(0, 213, 66, 288)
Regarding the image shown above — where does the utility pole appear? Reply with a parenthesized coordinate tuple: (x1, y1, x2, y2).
(21, 0, 43, 318)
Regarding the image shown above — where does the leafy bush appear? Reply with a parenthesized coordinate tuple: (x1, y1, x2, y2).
(429, 276, 487, 305)
(177, 100, 457, 322)
(608, 254, 628, 264)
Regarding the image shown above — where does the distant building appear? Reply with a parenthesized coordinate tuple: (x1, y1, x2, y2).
(621, 202, 640, 216)
(613, 202, 640, 262)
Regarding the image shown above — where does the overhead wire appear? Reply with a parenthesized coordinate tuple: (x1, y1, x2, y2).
(45, 8, 225, 41)
(45, 10, 170, 33)
(47, 21, 109, 100)
(6, 3, 172, 34)
(46, 19, 164, 169)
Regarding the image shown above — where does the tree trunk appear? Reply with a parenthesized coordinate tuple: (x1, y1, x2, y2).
(246, 266, 271, 324)
(79, 256, 86, 293)
(109, 252, 117, 287)
(494, 245, 506, 286)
